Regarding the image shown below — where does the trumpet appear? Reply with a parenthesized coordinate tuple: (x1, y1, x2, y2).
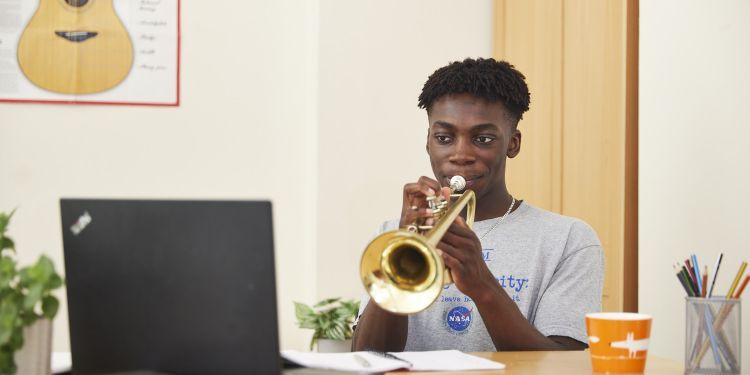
(360, 176, 476, 315)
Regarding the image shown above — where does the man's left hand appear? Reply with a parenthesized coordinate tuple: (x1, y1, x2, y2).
(437, 217, 498, 301)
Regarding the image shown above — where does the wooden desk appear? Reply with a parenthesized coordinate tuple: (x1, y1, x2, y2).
(384, 351, 683, 374)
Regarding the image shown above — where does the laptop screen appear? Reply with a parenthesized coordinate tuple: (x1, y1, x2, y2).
(60, 199, 280, 375)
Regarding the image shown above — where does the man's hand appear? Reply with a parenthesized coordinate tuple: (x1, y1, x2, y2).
(400, 176, 451, 229)
(437, 216, 499, 302)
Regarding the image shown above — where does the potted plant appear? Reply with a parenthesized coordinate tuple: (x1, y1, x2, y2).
(294, 297, 359, 352)
(0, 210, 64, 375)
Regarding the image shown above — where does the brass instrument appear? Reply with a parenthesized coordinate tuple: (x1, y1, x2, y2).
(360, 176, 476, 315)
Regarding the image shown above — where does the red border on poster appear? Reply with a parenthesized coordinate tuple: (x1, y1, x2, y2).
(0, 0, 181, 107)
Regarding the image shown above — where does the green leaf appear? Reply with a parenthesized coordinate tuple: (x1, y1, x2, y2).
(313, 297, 340, 308)
(326, 324, 346, 341)
(294, 302, 314, 319)
(3, 290, 22, 308)
(0, 257, 16, 289)
(19, 311, 37, 326)
(42, 296, 59, 319)
(310, 331, 320, 351)
(297, 298, 360, 346)
(0, 210, 13, 234)
(0, 238, 14, 253)
(0, 210, 15, 256)
(8, 326, 23, 350)
(342, 300, 360, 315)
(0, 303, 18, 346)
(0, 349, 18, 375)
(333, 306, 353, 320)
(17, 268, 29, 287)
(294, 302, 316, 327)
(46, 273, 63, 290)
(298, 321, 316, 330)
(30, 256, 54, 285)
(23, 284, 43, 312)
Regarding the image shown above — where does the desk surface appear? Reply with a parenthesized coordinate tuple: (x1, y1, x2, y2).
(384, 351, 683, 375)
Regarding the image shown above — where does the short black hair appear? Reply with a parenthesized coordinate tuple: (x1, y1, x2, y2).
(418, 58, 531, 125)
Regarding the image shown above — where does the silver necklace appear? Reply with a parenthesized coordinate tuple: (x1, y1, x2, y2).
(479, 196, 516, 240)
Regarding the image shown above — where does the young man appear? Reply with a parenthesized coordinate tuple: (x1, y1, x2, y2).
(352, 58, 604, 352)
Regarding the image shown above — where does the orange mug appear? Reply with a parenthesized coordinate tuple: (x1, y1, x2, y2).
(585, 312, 652, 373)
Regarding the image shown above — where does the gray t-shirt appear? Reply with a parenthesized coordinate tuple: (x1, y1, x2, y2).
(358, 201, 604, 351)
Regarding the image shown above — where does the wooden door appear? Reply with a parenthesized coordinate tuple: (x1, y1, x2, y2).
(494, 0, 638, 312)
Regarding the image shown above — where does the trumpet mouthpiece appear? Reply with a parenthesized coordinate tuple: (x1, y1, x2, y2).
(449, 176, 466, 192)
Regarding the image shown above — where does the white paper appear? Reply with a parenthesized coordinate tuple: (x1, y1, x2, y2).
(397, 350, 505, 371)
(51, 351, 72, 373)
(281, 350, 409, 373)
(280, 349, 505, 373)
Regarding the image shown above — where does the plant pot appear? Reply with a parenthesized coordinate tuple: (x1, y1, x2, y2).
(317, 338, 352, 353)
(14, 319, 52, 375)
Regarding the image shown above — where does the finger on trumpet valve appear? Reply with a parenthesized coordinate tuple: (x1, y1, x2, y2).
(426, 196, 438, 210)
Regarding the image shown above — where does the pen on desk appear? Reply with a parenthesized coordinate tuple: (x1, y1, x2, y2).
(367, 350, 414, 367)
(353, 353, 371, 368)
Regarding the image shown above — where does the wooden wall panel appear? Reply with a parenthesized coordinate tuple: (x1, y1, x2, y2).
(562, 0, 627, 312)
(494, 0, 638, 313)
(496, 0, 563, 213)
(623, 0, 639, 313)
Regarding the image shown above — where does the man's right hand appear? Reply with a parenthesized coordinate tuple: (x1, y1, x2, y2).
(399, 176, 451, 229)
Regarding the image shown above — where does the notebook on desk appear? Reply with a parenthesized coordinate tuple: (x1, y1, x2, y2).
(60, 199, 280, 375)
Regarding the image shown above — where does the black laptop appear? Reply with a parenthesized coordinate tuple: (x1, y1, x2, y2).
(60, 199, 280, 375)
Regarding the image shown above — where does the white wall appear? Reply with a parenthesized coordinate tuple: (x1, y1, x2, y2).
(0, 0, 320, 351)
(640, 0, 750, 366)
(0, 0, 493, 352)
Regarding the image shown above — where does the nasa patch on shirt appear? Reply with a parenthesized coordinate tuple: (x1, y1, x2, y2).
(444, 305, 473, 334)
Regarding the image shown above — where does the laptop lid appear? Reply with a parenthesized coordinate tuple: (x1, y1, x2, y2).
(60, 199, 280, 375)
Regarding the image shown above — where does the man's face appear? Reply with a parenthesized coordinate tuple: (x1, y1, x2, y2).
(426, 93, 520, 201)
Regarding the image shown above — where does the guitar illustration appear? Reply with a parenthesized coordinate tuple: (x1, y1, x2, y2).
(17, 0, 133, 94)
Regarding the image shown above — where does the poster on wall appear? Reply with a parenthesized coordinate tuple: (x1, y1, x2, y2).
(0, 0, 180, 106)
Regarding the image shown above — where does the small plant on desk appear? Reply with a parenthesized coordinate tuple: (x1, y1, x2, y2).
(294, 297, 359, 351)
(0, 210, 64, 375)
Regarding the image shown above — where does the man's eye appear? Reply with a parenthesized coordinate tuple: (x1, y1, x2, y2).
(436, 135, 453, 144)
(475, 136, 495, 144)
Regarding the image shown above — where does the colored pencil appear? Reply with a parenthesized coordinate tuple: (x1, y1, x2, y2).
(701, 266, 708, 298)
(725, 261, 747, 298)
(707, 253, 723, 298)
(675, 264, 695, 297)
(681, 265, 698, 297)
(686, 259, 698, 291)
(692, 254, 703, 296)
(693, 261, 748, 369)
(733, 275, 749, 299)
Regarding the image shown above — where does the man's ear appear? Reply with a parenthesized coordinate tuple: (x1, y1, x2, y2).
(425, 127, 431, 154)
(507, 129, 522, 158)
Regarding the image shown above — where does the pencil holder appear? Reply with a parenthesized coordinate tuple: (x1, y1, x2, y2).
(685, 297, 741, 374)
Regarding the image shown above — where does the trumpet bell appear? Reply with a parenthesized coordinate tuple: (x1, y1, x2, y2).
(360, 230, 446, 315)
(360, 186, 475, 315)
